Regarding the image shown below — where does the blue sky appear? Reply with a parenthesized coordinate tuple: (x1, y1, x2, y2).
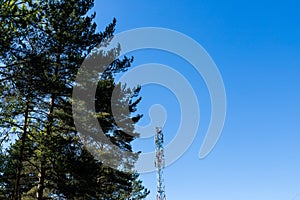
(92, 1, 300, 199)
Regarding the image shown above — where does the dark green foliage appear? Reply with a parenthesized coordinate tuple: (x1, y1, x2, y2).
(0, 0, 149, 199)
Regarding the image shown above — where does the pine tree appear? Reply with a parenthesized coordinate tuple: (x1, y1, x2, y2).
(1, 0, 149, 199)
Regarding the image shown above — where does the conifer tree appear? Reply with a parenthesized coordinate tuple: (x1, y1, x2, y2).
(1, 0, 149, 199)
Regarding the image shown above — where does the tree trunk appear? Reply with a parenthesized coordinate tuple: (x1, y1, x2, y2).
(13, 99, 30, 200)
(36, 94, 55, 200)
(36, 54, 59, 199)
(36, 164, 45, 200)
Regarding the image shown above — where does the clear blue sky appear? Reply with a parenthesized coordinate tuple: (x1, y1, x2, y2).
(92, 1, 300, 200)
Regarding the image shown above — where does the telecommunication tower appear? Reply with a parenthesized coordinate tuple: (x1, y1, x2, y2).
(155, 127, 166, 200)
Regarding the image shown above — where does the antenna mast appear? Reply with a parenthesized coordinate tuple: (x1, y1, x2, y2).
(155, 127, 166, 200)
